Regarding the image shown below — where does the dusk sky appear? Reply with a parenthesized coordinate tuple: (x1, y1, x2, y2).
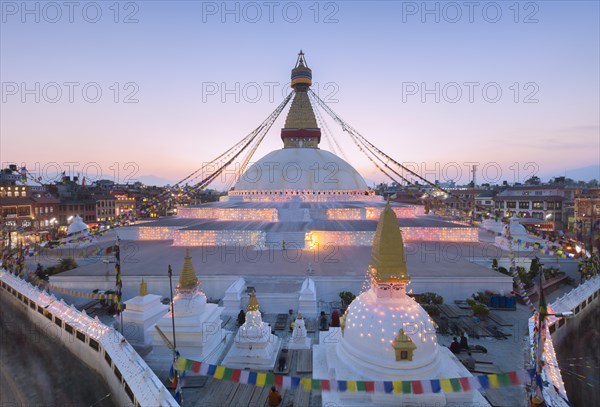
(1, 1, 599, 187)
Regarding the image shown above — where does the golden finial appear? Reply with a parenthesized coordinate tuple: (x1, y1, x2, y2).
(247, 291, 259, 312)
(139, 279, 148, 296)
(340, 311, 347, 336)
(392, 329, 417, 361)
(370, 201, 410, 284)
(177, 249, 200, 290)
(297, 313, 303, 319)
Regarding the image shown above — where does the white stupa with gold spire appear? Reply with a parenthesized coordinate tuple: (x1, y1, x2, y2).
(221, 290, 281, 370)
(287, 313, 311, 350)
(313, 202, 490, 406)
(122, 279, 169, 348)
(150, 249, 228, 363)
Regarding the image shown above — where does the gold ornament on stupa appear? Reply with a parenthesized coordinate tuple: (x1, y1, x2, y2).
(369, 201, 410, 284)
(176, 249, 200, 291)
(392, 329, 417, 361)
(139, 278, 148, 296)
(247, 291, 260, 312)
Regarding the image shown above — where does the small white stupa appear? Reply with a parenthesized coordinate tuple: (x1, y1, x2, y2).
(297, 275, 318, 317)
(313, 202, 490, 406)
(62, 215, 94, 247)
(287, 313, 311, 350)
(150, 250, 228, 363)
(67, 214, 89, 235)
(494, 216, 536, 251)
(222, 291, 281, 370)
(481, 217, 504, 234)
(122, 279, 169, 348)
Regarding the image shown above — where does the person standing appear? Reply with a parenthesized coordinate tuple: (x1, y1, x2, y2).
(268, 386, 282, 407)
(460, 332, 469, 350)
(449, 337, 461, 354)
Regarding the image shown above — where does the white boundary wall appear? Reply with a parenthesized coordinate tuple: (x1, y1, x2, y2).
(0, 270, 178, 407)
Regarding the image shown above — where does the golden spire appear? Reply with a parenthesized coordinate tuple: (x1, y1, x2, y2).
(297, 313, 303, 319)
(177, 249, 200, 290)
(139, 278, 148, 297)
(247, 291, 260, 312)
(370, 201, 410, 284)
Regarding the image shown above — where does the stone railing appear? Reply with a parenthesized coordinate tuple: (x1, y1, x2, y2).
(527, 275, 600, 407)
(0, 270, 178, 407)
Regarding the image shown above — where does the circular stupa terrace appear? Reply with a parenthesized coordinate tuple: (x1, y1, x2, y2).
(117, 199, 479, 248)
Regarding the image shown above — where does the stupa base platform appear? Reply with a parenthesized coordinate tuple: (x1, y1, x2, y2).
(221, 337, 282, 371)
(286, 336, 311, 350)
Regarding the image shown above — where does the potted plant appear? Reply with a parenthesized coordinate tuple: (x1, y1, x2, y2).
(471, 302, 490, 319)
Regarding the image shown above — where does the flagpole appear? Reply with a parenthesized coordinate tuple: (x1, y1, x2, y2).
(168, 264, 177, 349)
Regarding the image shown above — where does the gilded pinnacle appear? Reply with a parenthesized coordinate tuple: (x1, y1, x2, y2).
(370, 201, 410, 284)
(177, 248, 200, 290)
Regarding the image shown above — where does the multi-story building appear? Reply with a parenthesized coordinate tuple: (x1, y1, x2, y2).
(112, 193, 137, 218)
(30, 193, 60, 233)
(574, 188, 600, 243)
(0, 185, 33, 229)
(93, 194, 116, 222)
(493, 185, 571, 230)
(57, 199, 97, 226)
(474, 189, 498, 220)
(439, 188, 484, 218)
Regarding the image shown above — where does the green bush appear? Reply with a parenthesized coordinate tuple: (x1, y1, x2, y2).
(497, 267, 511, 276)
(470, 302, 490, 317)
(339, 291, 356, 308)
(423, 304, 440, 317)
(473, 291, 491, 305)
(419, 292, 444, 305)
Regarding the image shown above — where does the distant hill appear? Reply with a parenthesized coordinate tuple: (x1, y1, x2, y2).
(541, 165, 600, 182)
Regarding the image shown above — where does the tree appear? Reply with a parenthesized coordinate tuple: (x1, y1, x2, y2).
(588, 179, 599, 187)
(524, 176, 541, 185)
(57, 257, 78, 273)
(339, 291, 356, 309)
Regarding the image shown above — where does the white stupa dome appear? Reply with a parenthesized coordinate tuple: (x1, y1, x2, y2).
(233, 148, 368, 192)
(67, 215, 89, 235)
(508, 215, 528, 236)
(339, 287, 439, 376)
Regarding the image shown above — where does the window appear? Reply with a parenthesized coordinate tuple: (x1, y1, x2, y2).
(37, 305, 44, 314)
(124, 382, 134, 403)
(45, 311, 52, 320)
(65, 323, 74, 334)
(89, 338, 100, 351)
(547, 202, 555, 209)
(104, 351, 112, 366)
(114, 366, 122, 382)
(76, 331, 86, 342)
(519, 202, 530, 209)
(54, 317, 62, 327)
(400, 351, 408, 360)
(535, 191, 543, 195)
(506, 201, 516, 209)
(533, 201, 543, 209)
